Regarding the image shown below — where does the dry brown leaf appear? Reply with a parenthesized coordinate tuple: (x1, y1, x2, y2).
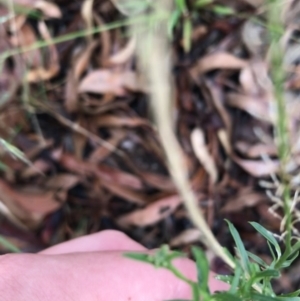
(20, 159, 51, 178)
(235, 141, 277, 158)
(0, 179, 63, 228)
(78, 69, 147, 96)
(95, 115, 150, 128)
(117, 194, 181, 227)
(88, 131, 126, 163)
(35, 0, 62, 18)
(221, 188, 267, 213)
(233, 156, 279, 177)
(190, 52, 248, 75)
(57, 153, 143, 189)
(45, 174, 80, 190)
(26, 21, 59, 82)
(139, 171, 175, 191)
(101, 180, 147, 205)
(97, 165, 143, 189)
(81, 0, 94, 39)
(170, 228, 201, 247)
(65, 42, 97, 112)
(191, 128, 218, 183)
(10, 23, 42, 69)
(226, 92, 272, 122)
(109, 36, 136, 65)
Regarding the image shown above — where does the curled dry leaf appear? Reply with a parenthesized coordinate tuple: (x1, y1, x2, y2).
(190, 52, 248, 76)
(235, 141, 277, 158)
(117, 194, 181, 227)
(232, 155, 279, 177)
(0, 179, 64, 228)
(221, 187, 267, 213)
(78, 69, 147, 96)
(65, 41, 97, 112)
(170, 228, 201, 247)
(191, 128, 218, 183)
(109, 36, 136, 65)
(26, 21, 59, 82)
(226, 92, 272, 122)
(35, 0, 62, 18)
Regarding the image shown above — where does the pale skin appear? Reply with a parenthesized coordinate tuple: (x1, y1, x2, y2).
(0, 230, 228, 301)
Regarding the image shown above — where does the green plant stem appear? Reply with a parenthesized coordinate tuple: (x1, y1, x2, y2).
(267, 0, 292, 251)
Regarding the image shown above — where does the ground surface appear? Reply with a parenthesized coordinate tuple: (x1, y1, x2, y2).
(0, 0, 299, 293)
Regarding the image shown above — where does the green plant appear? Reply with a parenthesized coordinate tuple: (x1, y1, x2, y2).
(126, 220, 300, 301)
(124, 0, 300, 300)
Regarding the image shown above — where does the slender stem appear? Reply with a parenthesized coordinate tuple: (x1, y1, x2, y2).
(133, 0, 235, 269)
(267, 0, 292, 251)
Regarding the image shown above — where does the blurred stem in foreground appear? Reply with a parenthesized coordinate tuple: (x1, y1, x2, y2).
(267, 0, 292, 254)
(132, 0, 235, 269)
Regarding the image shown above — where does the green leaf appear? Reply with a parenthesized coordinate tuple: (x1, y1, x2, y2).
(247, 251, 268, 268)
(183, 19, 192, 52)
(281, 251, 299, 268)
(290, 240, 300, 255)
(226, 220, 250, 273)
(213, 292, 243, 301)
(211, 5, 235, 15)
(267, 241, 276, 261)
(280, 290, 300, 297)
(192, 247, 209, 292)
(175, 0, 187, 13)
(168, 9, 181, 38)
(215, 275, 233, 284)
(229, 264, 242, 294)
(251, 269, 280, 282)
(195, 0, 213, 7)
(250, 222, 281, 258)
(124, 252, 151, 263)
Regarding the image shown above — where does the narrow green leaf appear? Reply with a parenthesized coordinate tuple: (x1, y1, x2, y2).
(168, 10, 181, 38)
(192, 247, 209, 292)
(252, 269, 280, 281)
(290, 240, 300, 254)
(247, 251, 268, 268)
(280, 290, 300, 297)
(215, 275, 233, 285)
(281, 251, 299, 268)
(211, 5, 235, 15)
(229, 264, 242, 294)
(195, 0, 213, 7)
(226, 220, 250, 273)
(267, 241, 276, 261)
(175, 0, 187, 13)
(183, 19, 192, 53)
(250, 222, 281, 258)
(213, 292, 243, 301)
(124, 252, 151, 263)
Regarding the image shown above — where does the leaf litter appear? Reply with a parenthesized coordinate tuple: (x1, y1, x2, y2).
(0, 0, 300, 293)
